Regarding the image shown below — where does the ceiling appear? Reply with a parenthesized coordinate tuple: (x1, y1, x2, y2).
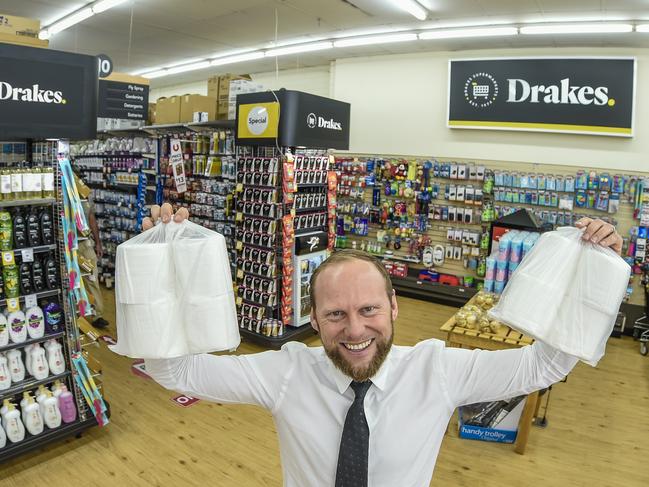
(3, 0, 649, 88)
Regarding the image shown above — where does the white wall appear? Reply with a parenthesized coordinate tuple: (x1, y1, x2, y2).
(150, 65, 330, 101)
(332, 48, 649, 173)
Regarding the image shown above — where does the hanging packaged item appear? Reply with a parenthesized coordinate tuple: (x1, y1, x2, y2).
(111, 220, 240, 359)
(488, 227, 630, 366)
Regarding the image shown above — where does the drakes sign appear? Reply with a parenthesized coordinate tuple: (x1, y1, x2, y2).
(448, 57, 636, 137)
(0, 43, 97, 140)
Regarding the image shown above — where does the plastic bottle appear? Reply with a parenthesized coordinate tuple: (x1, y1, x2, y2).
(7, 310, 26, 343)
(0, 313, 7, 346)
(40, 210, 54, 245)
(45, 256, 58, 289)
(41, 389, 61, 429)
(44, 302, 63, 334)
(25, 305, 45, 339)
(22, 394, 44, 436)
(33, 166, 43, 199)
(51, 380, 65, 399)
(3, 264, 19, 298)
(1, 400, 25, 443)
(42, 167, 55, 199)
(12, 209, 27, 249)
(36, 384, 49, 406)
(22, 165, 34, 200)
(10, 165, 23, 200)
(19, 261, 33, 295)
(32, 258, 46, 292)
(0, 353, 11, 390)
(44, 339, 65, 375)
(6, 349, 25, 382)
(29, 344, 49, 380)
(58, 385, 77, 424)
(0, 167, 12, 201)
(0, 413, 6, 448)
(0, 211, 13, 251)
(24, 343, 35, 376)
(27, 208, 41, 247)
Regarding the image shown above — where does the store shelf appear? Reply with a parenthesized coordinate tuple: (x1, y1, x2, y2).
(0, 371, 71, 402)
(73, 152, 153, 158)
(5, 243, 57, 256)
(87, 182, 139, 191)
(142, 169, 157, 175)
(390, 275, 477, 307)
(0, 331, 65, 354)
(0, 198, 56, 208)
(186, 119, 236, 131)
(2, 288, 61, 307)
(239, 323, 316, 350)
(0, 416, 98, 464)
(295, 206, 328, 214)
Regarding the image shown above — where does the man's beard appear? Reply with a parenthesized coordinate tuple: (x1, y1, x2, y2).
(323, 322, 394, 382)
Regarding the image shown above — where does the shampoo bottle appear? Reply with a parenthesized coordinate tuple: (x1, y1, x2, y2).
(29, 344, 49, 380)
(41, 390, 61, 429)
(27, 209, 41, 248)
(24, 343, 35, 376)
(40, 210, 54, 245)
(0, 353, 11, 390)
(8, 310, 26, 344)
(51, 380, 64, 399)
(58, 385, 77, 424)
(25, 305, 45, 339)
(31, 258, 46, 292)
(22, 394, 44, 436)
(6, 349, 25, 382)
(0, 414, 6, 448)
(1, 400, 25, 443)
(44, 339, 65, 375)
(44, 302, 63, 334)
(36, 384, 49, 407)
(0, 313, 7, 346)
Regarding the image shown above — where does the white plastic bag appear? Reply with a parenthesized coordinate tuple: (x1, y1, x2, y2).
(488, 226, 630, 366)
(110, 220, 240, 359)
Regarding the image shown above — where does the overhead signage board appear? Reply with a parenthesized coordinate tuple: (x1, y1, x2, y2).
(447, 57, 636, 137)
(98, 78, 149, 121)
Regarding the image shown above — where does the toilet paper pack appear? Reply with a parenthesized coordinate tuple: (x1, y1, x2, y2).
(110, 220, 240, 359)
(488, 226, 630, 366)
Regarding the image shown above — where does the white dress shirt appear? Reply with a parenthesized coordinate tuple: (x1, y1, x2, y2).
(146, 339, 577, 487)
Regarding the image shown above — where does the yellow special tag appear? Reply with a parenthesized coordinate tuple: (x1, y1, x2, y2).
(237, 269, 244, 279)
(2, 251, 15, 266)
(236, 297, 242, 306)
(236, 212, 243, 222)
(236, 183, 243, 192)
(236, 241, 243, 251)
(6, 297, 19, 312)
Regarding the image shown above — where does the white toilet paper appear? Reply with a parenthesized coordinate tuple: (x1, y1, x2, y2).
(116, 243, 175, 304)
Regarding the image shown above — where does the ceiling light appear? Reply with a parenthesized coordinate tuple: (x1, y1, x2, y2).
(143, 61, 211, 79)
(334, 33, 418, 48)
(265, 41, 333, 57)
(211, 51, 265, 66)
(419, 26, 518, 40)
(92, 0, 128, 14)
(520, 23, 632, 35)
(392, 0, 428, 21)
(636, 24, 649, 32)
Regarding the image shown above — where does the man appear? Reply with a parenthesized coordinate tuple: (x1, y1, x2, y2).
(142, 203, 622, 487)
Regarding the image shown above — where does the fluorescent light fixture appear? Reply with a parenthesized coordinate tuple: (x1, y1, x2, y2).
(636, 24, 649, 32)
(334, 32, 418, 48)
(392, 0, 428, 21)
(92, 0, 128, 14)
(144, 61, 211, 79)
(47, 7, 93, 35)
(520, 23, 632, 35)
(419, 26, 518, 40)
(265, 41, 333, 57)
(211, 51, 265, 66)
(265, 36, 326, 49)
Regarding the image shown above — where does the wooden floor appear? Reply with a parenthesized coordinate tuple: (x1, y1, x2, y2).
(2, 288, 648, 486)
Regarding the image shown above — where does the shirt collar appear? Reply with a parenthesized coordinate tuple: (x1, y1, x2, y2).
(324, 346, 393, 394)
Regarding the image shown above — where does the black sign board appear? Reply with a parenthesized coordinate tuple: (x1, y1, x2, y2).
(295, 231, 328, 255)
(448, 57, 635, 137)
(236, 89, 350, 149)
(98, 79, 149, 120)
(0, 42, 98, 140)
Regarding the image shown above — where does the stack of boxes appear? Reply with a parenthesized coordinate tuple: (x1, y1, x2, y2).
(207, 74, 264, 120)
(484, 230, 540, 293)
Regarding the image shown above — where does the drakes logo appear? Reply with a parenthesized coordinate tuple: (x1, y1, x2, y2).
(506, 78, 614, 106)
(307, 236, 320, 252)
(464, 72, 498, 108)
(306, 112, 342, 131)
(0, 82, 66, 104)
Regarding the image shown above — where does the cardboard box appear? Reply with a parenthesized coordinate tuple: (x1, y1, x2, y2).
(216, 99, 231, 120)
(217, 73, 252, 101)
(207, 76, 220, 99)
(148, 103, 156, 125)
(0, 14, 40, 37)
(457, 396, 527, 444)
(156, 96, 181, 124)
(179, 94, 216, 122)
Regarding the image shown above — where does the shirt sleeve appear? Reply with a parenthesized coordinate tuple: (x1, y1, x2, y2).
(437, 340, 578, 408)
(144, 343, 302, 412)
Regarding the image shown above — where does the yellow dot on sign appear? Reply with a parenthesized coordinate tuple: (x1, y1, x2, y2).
(608, 98, 615, 106)
(472, 82, 477, 85)
(62, 99, 67, 104)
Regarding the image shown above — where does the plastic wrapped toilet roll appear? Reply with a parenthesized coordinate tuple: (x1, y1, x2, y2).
(110, 220, 240, 359)
(489, 227, 630, 366)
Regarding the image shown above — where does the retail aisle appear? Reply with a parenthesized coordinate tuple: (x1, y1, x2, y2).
(1, 287, 648, 486)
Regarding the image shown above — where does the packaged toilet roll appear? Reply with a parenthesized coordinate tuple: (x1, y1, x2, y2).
(489, 226, 630, 366)
(110, 221, 240, 359)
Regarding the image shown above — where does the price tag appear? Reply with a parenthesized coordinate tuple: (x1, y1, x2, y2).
(6, 298, 19, 312)
(236, 241, 243, 251)
(236, 212, 243, 222)
(21, 248, 34, 263)
(2, 250, 15, 266)
(236, 297, 242, 306)
(169, 138, 187, 193)
(236, 183, 243, 193)
(24, 294, 37, 308)
(236, 269, 243, 279)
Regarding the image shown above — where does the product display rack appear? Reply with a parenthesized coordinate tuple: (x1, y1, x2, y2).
(0, 140, 98, 463)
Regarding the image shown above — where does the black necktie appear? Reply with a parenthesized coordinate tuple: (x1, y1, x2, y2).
(335, 380, 372, 487)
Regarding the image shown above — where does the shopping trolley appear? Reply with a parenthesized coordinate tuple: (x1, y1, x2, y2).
(633, 264, 649, 355)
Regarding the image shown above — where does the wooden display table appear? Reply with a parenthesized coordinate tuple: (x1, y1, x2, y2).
(440, 293, 539, 455)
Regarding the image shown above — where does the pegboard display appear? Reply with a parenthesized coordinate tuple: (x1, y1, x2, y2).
(334, 154, 647, 305)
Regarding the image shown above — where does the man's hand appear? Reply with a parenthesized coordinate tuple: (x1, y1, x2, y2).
(142, 203, 189, 231)
(95, 241, 103, 259)
(575, 217, 622, 255)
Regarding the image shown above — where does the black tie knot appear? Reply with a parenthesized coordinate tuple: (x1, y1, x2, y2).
(350, 381, 371, 400)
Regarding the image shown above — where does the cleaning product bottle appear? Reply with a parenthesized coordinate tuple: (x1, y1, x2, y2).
(42, 166, 55, 199)
(1, 400, 25, 443)
(29, 344, 49, 380)
(12, 209, 26, 249)
(27, 208, 41, 248)
(7, 309, 26, 343)
(36, 384, 49, 407)
(0, 313, 7, 346)
(40, 209, 54, 245)
(19, 392, 35, 423)
(0, 412, 6, 448)
(25, 305, 44, 339)
(44, 301, 63, 334)
(6, 349, 25, 382)
(31, 257, 46, 292)
(22, 394, 44, 436)
(19, 261, 33, 295)
(41, 389, 61, 429)
(51, 380, 64, 399)
(45, 255, 58, 289)
(44, 339, 65, 375)
(33, 166, 43, 199)
(21, 165, 33, 200)
(0, 211, 13, 251)
(10, 165, 23, 201)
(0, 353, 11, 390)
(24, 343, 34, 376)
(58, 384, 77, 424)
(0, 167, 12, 201)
